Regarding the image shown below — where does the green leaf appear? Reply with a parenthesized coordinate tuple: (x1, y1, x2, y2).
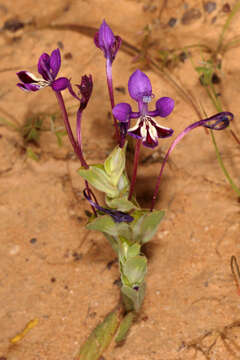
(76, 310, 120, 360)
(86, 215, 131, 241)
(104, 144, 126, 186)
(105, 196, 137, 212)
(117, 173, 129, 193)
(115, 312, 135, 344)
(121, 282, 146, 312)
(131, 210, 165, 244)
(118, 242, 141, 263)
(122, 255, 147, 285)
(78, 164, 119, 197)
(127, 243, 141, 258)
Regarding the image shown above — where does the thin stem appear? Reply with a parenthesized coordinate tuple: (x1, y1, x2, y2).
(76, 109, 89, 169)
(106, 58, 120, 144)
(210, 130, 240, 197)
(54, 91, 98, 215)
(54, 91, 88, 168)
(128, 139, 142, 201)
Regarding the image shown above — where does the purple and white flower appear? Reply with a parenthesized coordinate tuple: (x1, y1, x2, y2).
(113, 70, 174, 148)
(17, 48, 68, 92)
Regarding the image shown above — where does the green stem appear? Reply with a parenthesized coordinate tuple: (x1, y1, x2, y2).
(217, 1, 240, 53)
(210, 129, 240, 196)
(204, 84, 240, 196)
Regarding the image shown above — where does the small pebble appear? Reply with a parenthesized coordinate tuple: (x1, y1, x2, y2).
(30, 237, 37, 244)
(222, 3, 231, 12)
(72, 251, 82, 261)
(168, 17, 177, 27)
(9, 245, 20, 255)
(212, 73, 221, 84)
(115, 86, 126, 94)
(204, 2, 216, 14)
(57, 41, 64, 49)
(3, 18, 24, 32)
(51, 277, 56, 283)
(113, 278, 121, 287)
(181, 8, 202, 25)
(64, 52, 73, 60)
(179, 51, 188, 62)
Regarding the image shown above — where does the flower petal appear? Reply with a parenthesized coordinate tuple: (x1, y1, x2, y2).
(38, 52, 51, 80)
(17, 82, 41, 92)
(51, 77, 69, 91)
(142, 121, 159, 148)
(155, 97, 175, 117)
(128, 70, 152, 101)
(113, 103, 132, 122)
(17, 71, 41, 84)
(97, 20, 115, 53)
(128, 118, 143, 139)
(152, 120, 174, 138)
(50, 48, 61, 79)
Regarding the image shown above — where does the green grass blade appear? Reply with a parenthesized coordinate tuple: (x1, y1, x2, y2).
(76, 310, 120, 360)
(115, 311, 135, 344)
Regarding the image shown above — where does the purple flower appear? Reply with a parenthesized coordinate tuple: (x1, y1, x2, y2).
(94, 20, 122, 63)
(17, 49, 68, 92)
(113, 70, 174, 148)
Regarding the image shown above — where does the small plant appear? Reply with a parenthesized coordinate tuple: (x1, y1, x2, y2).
(16, 19, 233, 359)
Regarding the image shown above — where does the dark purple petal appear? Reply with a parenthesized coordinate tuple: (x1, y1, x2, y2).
(113, 103, 132, 122)
(17, 83, 40, 92)
(17, 71, 39, 84)
(152, 120, 174, 138)
(142, 130, 158, 148)
(110, 35, 122, 62)
(77, 75, 93, 110)
(128, 119, 143, 139)
(155, 97, 175, 117)
(38, 53, 51, 80)
(128, 70, 152, 101)
(50, 48, 61, 79)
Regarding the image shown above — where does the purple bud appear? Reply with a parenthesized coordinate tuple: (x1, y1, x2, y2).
(94, 20, 122, 62)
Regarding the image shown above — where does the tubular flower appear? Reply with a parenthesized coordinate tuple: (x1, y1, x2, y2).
(17, 48, 68, 92)
(94, 20, 122, 63)
(113, 70, 175, 148)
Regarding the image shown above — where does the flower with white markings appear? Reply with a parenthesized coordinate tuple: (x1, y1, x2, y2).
(113, 69, 175, 148)
(17, 48, 68, 92)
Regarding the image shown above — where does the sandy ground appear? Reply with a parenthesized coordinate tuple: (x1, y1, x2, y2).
(0, 0, 240, 359)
